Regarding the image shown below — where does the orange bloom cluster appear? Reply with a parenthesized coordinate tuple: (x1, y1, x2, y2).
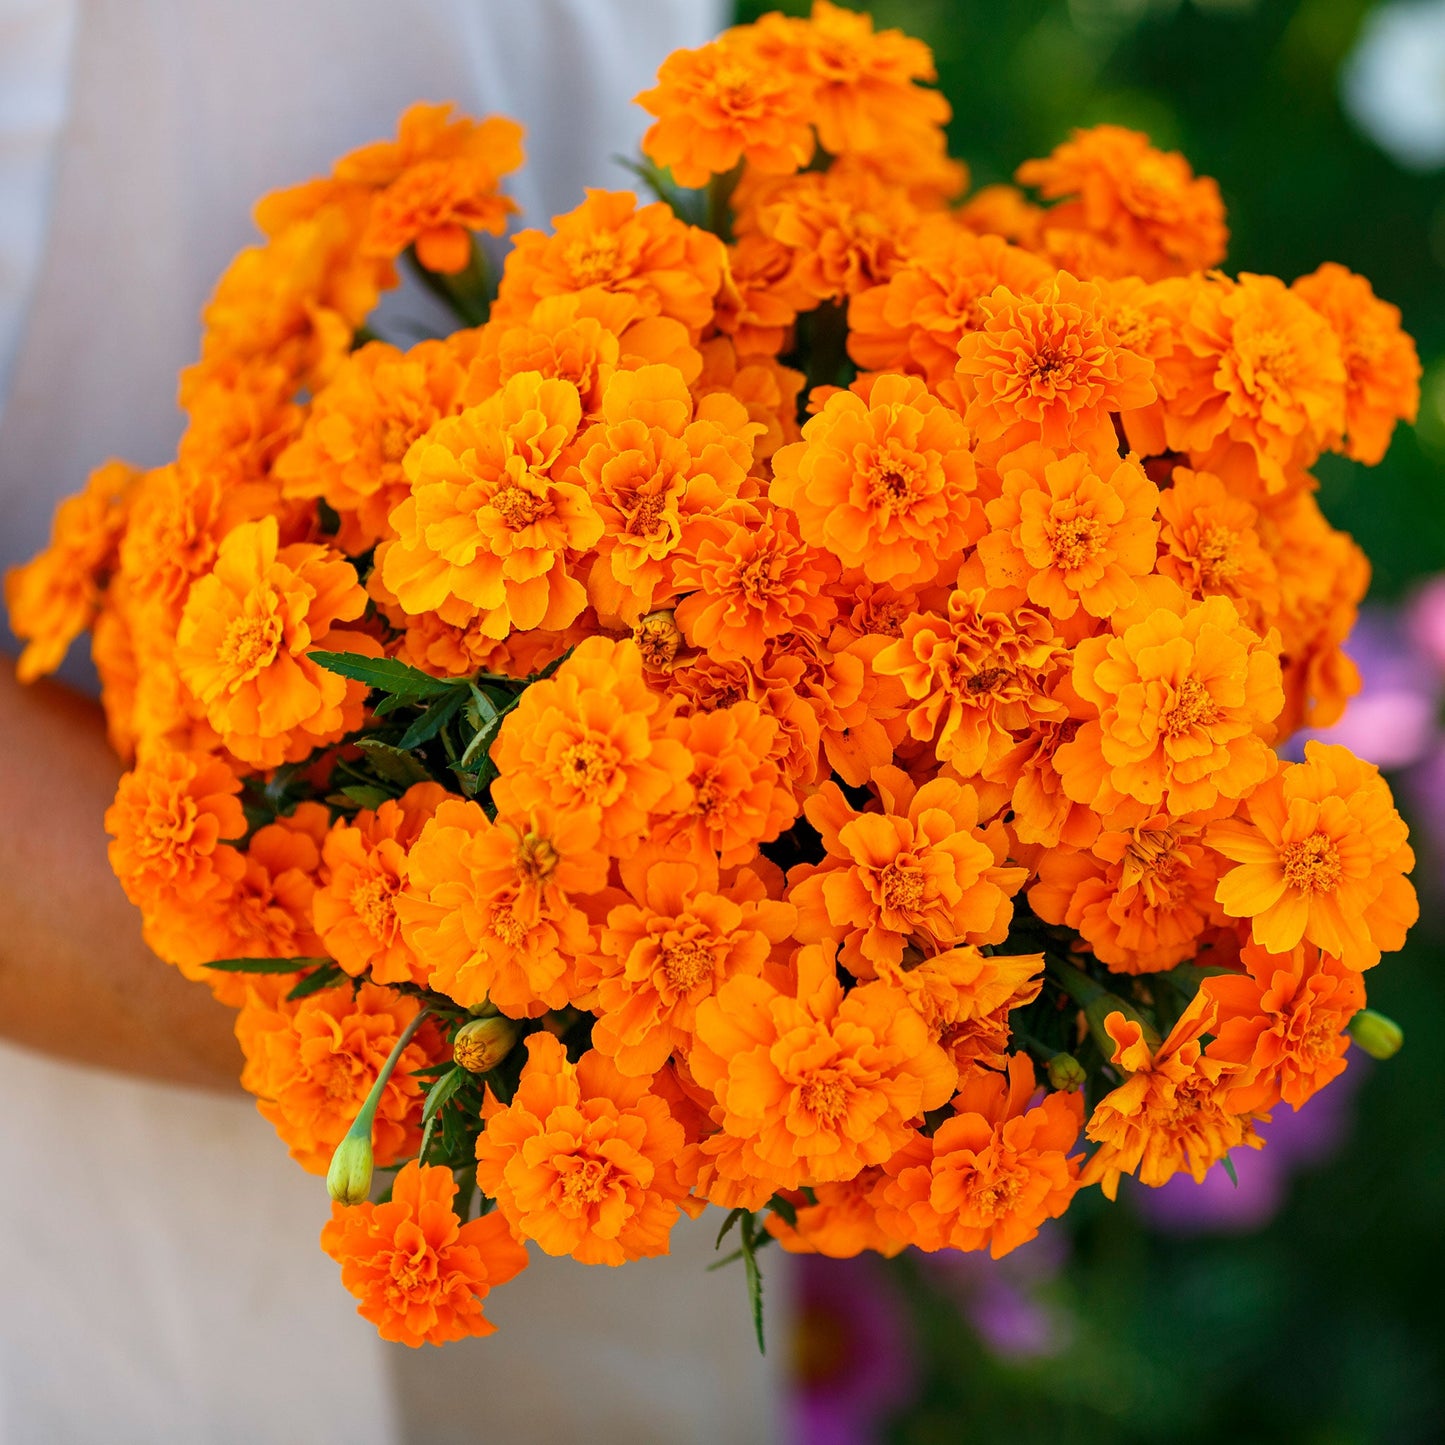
(8, 4, 1420, 1348)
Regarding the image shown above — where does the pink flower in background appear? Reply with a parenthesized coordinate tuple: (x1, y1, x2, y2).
(925, 1230, 1072, 1360)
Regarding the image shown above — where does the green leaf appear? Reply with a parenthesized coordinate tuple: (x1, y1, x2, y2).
(396, 686, 469, 750)
(715, 1206, 746, 1251)
(354, 738, 434, 786)
(422, 1066, 466, 1127)
(1221, 1154, 1239, 1187)
(286, 962, 345, 1001)
(766, 1192, 798, 1229)
(337, 784, 392, 811)
(203, 956, 328, 974)
(739, 1213, 767, 1355)
(308, 651, 461, 698)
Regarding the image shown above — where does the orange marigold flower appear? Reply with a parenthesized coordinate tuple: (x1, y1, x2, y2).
(583, 852, 796, 1076)
(1210, 740, 1417, 970)
(1017, 126, 1227, 281)
(692, 337, 805, 461)
(490, 636, 693, 856)
(770, 374, 982, 588)
(380, 372, 599, 640)
(105, 747, 246, 913)
(765, 1167, 907, 1259)
(637, 29, 816, 187)
(1057, 592, 1283, 816)
(1082, 995, 1262, 1199)
(846, 221, 1053, 383)
(1292, 262, 1420, 465)
(874, 581, 1069, 776)
(275, 339, 466, 552)
(238, 981, 440, 1174)
(1202, 943, 1364, 1114)
(1154, 466, 1279, 629)
(493, 189, 724, 340)
(313, 782, 452, 985)
(879, 1054, 1083, 1257)
(1030, 813, 1228, 974)
(397, 797, 608, 1016)
(986, 713, 1101, 852)
(673, 507, 838, 664)
(951, 271, 1156, 459)
(321, 1161, 527, 1347)
(977, 444, 1160, 620)
(689, 943, 957, 1191)
(791, 767, 1027, 976)
(5, 459, 138, 682)
(1151, 271, 1346, 494)
(174, 517, 372, 769)
(474, 1032, 689, 1265)
(713, 234, 799, 357)
(655, 699, 798, 867)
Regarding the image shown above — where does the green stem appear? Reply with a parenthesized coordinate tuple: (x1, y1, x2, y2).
(349, 1007, 433, 1143)
(705, 161, 743, 241)
(1048, 958, 1161, 1057)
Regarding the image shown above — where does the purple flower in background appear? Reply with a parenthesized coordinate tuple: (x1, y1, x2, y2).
(925, 1230, 1071, 1360)
(788, 1254, 915, 1445)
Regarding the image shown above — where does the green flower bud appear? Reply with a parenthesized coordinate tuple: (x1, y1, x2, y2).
(453, 1016, 519, 1074)
(1046, 1052, 1087, 1092)
(1348, 1008, 1403, 1061)
(326, 1127, 374, 1205)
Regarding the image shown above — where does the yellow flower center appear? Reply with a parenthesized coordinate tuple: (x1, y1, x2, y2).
(489, 899, 528, 948)
(1195, 526, 1242, 588)
(800, 1073, 850, 1123)
(558, 738, 617, 802)
(566, 233, 622, 288)
(878, 859, 926, 915)
(491, 485, 545, 531)
(350, 873, 399, 940)
(379, 418, 414, 464)
(515, 830, 560, 884)
(558, 1156, 612, 1208)
(1050, 514, 1106, 572)
(1280, 831, 1343, 894)
(624, 489, 669, 538)
(660, 937, 713, 993)
(966, 664, 1013, 696)
(218, 612, 283, 679)
(1160, 677, 1218, 737)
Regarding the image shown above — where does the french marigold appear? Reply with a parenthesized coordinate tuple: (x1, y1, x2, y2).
(769, 374, 982, 588)
(879, 1054, 1083, 1257)
(637, 28, 816, 188)
(238, 981, 440, 1174)
(1202, 942, 1364, 1114)
(1017, 126, 1227, 282)
(1030, 812, 1227, 974)
(174, 517, 373, 769)
(475, 1032, 690, 1265)
(976, 444, 1161, 621)
(321, 1161, 528, 1347)
(380, 372, 599, 639)
(1210, 740, 1417, 970)
(493, 189, 724, 340)
(766, 1167, 907, 1259)
(581, 852, 796, 1076)
(104, 747, 246, 914)
(489, 636, 693, 856)
(1081, 995, 1262, 1199)
(689, 943, 957, 1193)
(313, 782, 451, 985)
(5, 459, 137, 682)
(985, 712, 1101, 852)
(1057, 591, 1283, 817)
(790, 767, 1027, 977)
(951, 271, 1156, 460)
(396, 797, 608, 1016)
(1291, 262, 1420, 465)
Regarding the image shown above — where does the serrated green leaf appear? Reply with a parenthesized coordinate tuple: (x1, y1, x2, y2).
(286, 963, 345, 1001)
(337, 784, 392, 810)
(204, 956, 327, 974)
(354, 738, 434, 785)
(739, 1213, 767, 1355)
(715, 1206, 746, 1251)
(396, 686, 469, 750)
(422, 1066, 466, 1127)
(309, 651, 461, 698)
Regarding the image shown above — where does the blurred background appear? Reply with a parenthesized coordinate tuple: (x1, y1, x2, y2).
(730, 1, 1445, 1440)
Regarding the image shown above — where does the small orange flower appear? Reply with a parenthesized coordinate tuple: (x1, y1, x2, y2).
(689, 943, 957, 1192)
(321, 1161, 528, 1346)
(766, 1168, 907, 1259)
(791, 767, 1027, 976)
(1210, 741, 1417, 970)
(1292, 262, 1420, 465)
(475, 1032, 690, 1265)
(770, 374, 982, 588)
(879, 1054, 1082, 1257)
(976, 444, 1160, 620)
(313, 782, 451, 985)
(174, 517, 373, 769)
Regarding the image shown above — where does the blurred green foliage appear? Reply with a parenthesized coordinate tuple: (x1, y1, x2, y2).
(732, 2, 1445, 1440)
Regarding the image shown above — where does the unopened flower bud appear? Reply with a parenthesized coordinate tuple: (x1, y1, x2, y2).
(634, 610, 683, 670)
(1348, 1008, 1403, 1061)
(453, 1016, 519, 1074)
(1046, 1052, 1086, 1092)
(326, 1127, 374, 1205)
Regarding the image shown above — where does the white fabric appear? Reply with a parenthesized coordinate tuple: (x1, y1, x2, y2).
(0, 3, 787, 1443)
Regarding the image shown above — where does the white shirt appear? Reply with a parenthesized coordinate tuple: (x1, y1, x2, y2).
(0, 4, 783, 1442)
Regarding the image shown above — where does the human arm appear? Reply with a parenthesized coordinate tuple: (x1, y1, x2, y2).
(0, 663, 243, 1089)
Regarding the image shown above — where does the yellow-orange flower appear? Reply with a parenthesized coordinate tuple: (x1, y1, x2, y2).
(321, 1161, 528, 1347)
(475, 1032, 689, 1265)
(1210, 740, 1417, 970)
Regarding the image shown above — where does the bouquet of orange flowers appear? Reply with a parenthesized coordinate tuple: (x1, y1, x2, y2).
(6, 1, 1421, 1351)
